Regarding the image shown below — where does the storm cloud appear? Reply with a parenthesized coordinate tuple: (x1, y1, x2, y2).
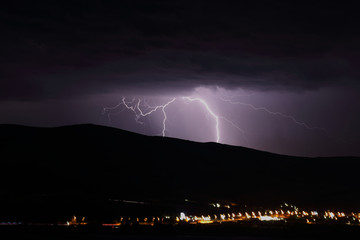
(1, 1, 360, 100)
(1, 1, 360, 157)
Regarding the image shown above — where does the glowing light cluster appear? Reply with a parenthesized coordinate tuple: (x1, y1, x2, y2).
(259, 216, 282, 221)
(8, 204, 360, 227)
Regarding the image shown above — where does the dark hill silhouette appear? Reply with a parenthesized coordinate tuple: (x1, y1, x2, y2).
(1, 124, 359, 222)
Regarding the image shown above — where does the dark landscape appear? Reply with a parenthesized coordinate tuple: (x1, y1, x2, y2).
(2, 1, 360, 239)
(1, 124, 360, 239)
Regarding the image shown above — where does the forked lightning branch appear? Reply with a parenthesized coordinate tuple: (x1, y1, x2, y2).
(103, 95, 329, 144)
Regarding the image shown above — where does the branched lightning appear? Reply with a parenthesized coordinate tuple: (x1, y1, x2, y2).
(182, 97, 220, 142)
(219, 96, 331, 137)
(103, 97, 176, 136)
(102, 102, 127, 122)
(181, 97, 248, 143)
(102, 88, 340, 151)
(219, 116, 248, 142)
(160, 98, 176, 136)
(103, 96, 247, 143)
(104, 91, 326, 144)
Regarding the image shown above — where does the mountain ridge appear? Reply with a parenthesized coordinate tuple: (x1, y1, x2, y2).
(1, 124, 359, 221)
(0, 123, 314, 158)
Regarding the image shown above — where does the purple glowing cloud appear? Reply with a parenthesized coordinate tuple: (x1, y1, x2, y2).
(0, 1, 359, 157)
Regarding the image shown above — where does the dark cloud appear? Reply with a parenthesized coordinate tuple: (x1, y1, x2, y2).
(1, 1, 360, 100)
(1, 1, 360, 157)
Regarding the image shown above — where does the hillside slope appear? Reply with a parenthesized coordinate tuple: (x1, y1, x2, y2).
(1, 124, 359, 221)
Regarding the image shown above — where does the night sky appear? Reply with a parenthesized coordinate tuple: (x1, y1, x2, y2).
(1, 1, 359, 157)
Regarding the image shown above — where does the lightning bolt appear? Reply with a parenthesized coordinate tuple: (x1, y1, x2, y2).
(160, 98, 176, 136)
(103, 96, 247, 143)
(219, 96, 331, 137)
(101, 102, 126, 122)
(102, 87, 342, 154)
(182, 97, 220, 143)
(103, 97, 176, 136)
